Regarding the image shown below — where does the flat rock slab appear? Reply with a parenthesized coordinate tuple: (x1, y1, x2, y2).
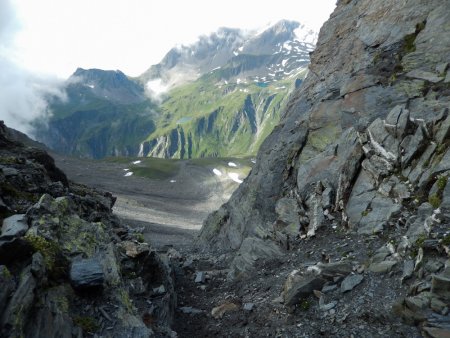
(1, 214, 27, 238)
(316, 261, 353, 279)
(406, 69, 443, 83)
(70, 258, 104, 290)
(179, 306, 203, 315)
(369, 260, 397, 273)
(341, 274, 364, 293)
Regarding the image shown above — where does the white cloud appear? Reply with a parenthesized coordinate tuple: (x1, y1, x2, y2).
(0, 0, 66, 135)
(146, 78, 169, 100)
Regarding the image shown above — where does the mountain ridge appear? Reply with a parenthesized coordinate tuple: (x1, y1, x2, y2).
(34, 19, 317, 159)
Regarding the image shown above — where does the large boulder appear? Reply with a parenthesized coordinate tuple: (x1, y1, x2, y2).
(69, 258, 105, 291)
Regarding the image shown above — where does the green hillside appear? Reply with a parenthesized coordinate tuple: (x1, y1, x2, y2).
(140, 68, 307, 159)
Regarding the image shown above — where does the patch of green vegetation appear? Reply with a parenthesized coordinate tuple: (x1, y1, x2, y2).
(361, 210, 370, 217)
(429, 193, 442, 209)
(60, 218, 108, 257)
(134, 233, 145, 243)
(299, 299, 310, 311)
(441, 234, 450, 246)
(403, 21, 426, 54)
(0, 266, 12, 279)
(437, 175, 448, 191)
(55, 295, 69, 313)
(24, 234, 60, 270)
(308, 124, 341, 153)
(411, 233, 428, 257)
(0, 156, 20, 165)
(73, 316, 99, 333)
(119, 289, 134, 313)
(415, 234, 427, 248)
(436, 143, 448, 156)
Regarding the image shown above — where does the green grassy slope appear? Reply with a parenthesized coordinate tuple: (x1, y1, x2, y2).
(142, 67, 307, 159)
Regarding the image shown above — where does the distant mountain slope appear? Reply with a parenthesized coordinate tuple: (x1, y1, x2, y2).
(35, 20, 317, 159)
(138, 20, 315, 159)
(33, 68, 157, 158)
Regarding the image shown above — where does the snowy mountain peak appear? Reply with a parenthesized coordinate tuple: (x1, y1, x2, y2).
(140, 20, 318, 92)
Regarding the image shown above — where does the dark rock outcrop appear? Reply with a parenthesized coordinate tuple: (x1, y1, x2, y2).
(0, 121, 176, 337)
(199, 0, 450, 335)
(200, 0, 450, 274)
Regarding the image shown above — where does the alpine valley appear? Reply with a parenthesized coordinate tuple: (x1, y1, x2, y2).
(33, 20, 316, 159)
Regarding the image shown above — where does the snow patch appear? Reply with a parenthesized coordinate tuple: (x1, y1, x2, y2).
(87, 84, 95, 89)
(132, 160, 141, 164)
(237, 78, 242, 84)
(123, 168, 129, 171)
(283, 42, 292, 51)
(238, 46, 243, 52)
(213, 168, 222, 176)
(228, 162, 237, 167)
(124, 172, 133, 177)
(228, 173, 243, 184)
(233, 51, 239, 56)
(251, 159, 256, 164)
(170, 179, 176, 183)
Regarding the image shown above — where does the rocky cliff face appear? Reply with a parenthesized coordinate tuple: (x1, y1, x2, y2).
(200, 0, 450, 333)
(0, 121, 176, 337)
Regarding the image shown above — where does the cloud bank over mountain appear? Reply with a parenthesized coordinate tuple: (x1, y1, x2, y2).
(0, 0, 65, 135)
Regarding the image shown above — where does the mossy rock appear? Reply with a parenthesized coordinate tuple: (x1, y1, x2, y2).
(441, 234, 450, 246)
(73, 316, 99, 333)
(437, 175, 448, 191)
(24, 234, 69, 280)
(59, 218, 108, 257)
(428, 194, 441, 209)
(24, 234, 60, 271)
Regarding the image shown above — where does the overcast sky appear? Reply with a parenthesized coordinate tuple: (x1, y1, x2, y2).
(10, 0, 336, 78)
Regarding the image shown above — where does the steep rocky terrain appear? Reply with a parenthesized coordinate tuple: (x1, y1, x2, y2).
(0, 121, 177, 337)
(196, 0, 450, 336)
